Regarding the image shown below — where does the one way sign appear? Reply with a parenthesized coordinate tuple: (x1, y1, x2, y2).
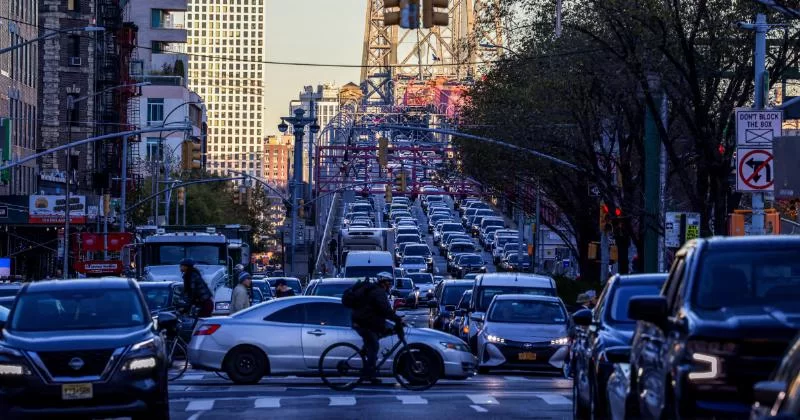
(737, 148, 774, 192)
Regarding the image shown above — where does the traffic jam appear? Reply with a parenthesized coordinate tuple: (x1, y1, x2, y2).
(0, 192, 798, 419)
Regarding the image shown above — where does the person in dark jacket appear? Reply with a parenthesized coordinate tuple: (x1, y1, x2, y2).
(180, 258, 214, 317)
(274, 278, 295, 298)
(350, 272, 403, 384)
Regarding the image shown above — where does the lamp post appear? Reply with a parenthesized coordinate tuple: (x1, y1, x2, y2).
(278, 108, 319, 275)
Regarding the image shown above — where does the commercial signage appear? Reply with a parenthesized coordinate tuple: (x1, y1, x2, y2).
(80, 233, 133, 252)
(29, 195, 87, 224)
(74, 260, 124, 275)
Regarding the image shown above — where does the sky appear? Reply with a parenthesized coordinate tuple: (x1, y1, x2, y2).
(263, 0, 366, 137)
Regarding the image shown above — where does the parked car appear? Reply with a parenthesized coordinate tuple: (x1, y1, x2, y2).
(571, 273, 668, 419)
(187, 296, 477, 384)
(751, 334, 800, 420)
(429, 279, 475, 331)
(476, 294, 569, 374)
(628, 237, 800, 419)
(0, 279, 170, 418)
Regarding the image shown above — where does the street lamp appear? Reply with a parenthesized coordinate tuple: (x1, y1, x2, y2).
(278, 108, 319, 276)
(0, 25, 105, 55)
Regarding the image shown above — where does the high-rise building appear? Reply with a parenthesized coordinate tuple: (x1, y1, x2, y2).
(288, 84, 340, 187)
(261, 135, 291, 188)
(185, 0, 268, 178)
(0, 3, 39, 196)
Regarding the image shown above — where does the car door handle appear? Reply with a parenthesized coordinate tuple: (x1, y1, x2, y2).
(306, 329, 326, 336)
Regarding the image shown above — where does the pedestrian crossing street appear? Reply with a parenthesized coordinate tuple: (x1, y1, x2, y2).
(171, 392, 572, 413)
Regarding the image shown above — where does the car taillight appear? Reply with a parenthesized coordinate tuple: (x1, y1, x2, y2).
(194, 324, 221, 336)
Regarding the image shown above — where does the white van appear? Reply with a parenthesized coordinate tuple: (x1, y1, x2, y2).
(343, 251, 395, 280)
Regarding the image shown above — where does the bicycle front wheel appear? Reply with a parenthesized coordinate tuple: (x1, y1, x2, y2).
(318, 342, 366, 391)
(393, 345, 440, 391)
(167, 339, 189, 381)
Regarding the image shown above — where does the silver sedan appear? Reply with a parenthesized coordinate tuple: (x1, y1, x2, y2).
(187, 296, 477, 384)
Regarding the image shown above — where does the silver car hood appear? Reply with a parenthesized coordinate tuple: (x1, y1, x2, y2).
(484, 322, 567, 341)
(407, 327, 461, 342)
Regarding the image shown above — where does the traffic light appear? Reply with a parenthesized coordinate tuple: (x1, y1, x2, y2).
(103, 193, 111, 216)
(181, 140, 202, 171)
(599, 202, 611, 233)
(384, 0, 420, 29)
(176, 187, 185, 205)
(378, 137, 388, 167)
(422, 0, 448, 28)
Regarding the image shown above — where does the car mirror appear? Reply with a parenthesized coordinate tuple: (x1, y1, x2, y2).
(603, 346, 631, 364)
(628, 296, 668, 325)
(572, 309, 593, 326)
(753, 380, 785, 408)
(444, 305, 457, 312)
(155, 311, 178, 332)
(470, 313, 485, 322)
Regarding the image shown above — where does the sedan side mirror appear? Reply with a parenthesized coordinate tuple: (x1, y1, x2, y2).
(628, 296, 668, 325)
(602, 346, 631, 364)
(470, 313, 485, 322)
(572, 309, 593, 326)
(753, 380, 785, 408)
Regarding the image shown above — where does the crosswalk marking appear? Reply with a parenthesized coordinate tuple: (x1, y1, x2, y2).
(329, 397, 357, 406)
(185, 399, 215, 411)
(537, 393, 571, 405)
(396, 395, 427, 404)
(467, 394, 499, 405)
(255, 397, 282, 408)
(181, 374, 205, 381)
(470, 405, 489, 413)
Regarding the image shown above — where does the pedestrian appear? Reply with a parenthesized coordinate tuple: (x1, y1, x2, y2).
(575, 293, 591, 311)
(329, 239, 338, 268)
(230, 271, 252, 314)
(180, 258, 214, 317)
(274, 278, 295, 298)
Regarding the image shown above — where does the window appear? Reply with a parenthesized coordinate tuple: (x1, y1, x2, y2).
(264, 304, 305, 324)
(305, 303, 350, 327)
(69, 35, 80, 59)
(147, 98, 164, 123)
(67, 0, 79, 11)
(145, 137, 162, 161)
(67, 94, 80, 125)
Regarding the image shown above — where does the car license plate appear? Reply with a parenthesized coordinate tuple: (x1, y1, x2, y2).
(62, 383, 93, 400)
(518, 352, 537, 361)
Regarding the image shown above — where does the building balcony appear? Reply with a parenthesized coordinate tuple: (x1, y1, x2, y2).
(141, 75, 185, 86)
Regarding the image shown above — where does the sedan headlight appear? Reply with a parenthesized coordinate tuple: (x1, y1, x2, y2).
(550, 337, 569, 346)
(122, 357, 157, 372)
(0, 363, 31, 376)
(215, 302, 230, 311)
(486, 334, 505, 344)
(440, 342, 471, 353)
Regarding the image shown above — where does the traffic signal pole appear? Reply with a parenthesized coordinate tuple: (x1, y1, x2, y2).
(752, 14, 768, 235)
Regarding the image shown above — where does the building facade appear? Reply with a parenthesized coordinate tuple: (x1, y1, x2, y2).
(261, 134, 290, 188)
(0, 1, 39, 196)
(288, 84, 340, 187)
(186, 0, 268, 178)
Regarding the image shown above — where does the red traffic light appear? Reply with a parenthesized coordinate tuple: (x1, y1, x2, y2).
(602, 204, 609, 214)
(614, 208, 622, 217)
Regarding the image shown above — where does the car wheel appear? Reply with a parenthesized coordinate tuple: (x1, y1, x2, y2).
(477, 366, 490, 375)
(224, 345, 268, 385)
(573, 372, 590, 420)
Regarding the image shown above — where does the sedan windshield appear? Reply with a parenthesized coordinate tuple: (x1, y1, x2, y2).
(404, 245, 430, 256)
(10, 289, 147, 332)
(402, 256, 426, 265)
(155, 244, 225, 265)
(694, 250, 800, 310)
(267, 279, 302, 294)
(489, 300, 566, 324)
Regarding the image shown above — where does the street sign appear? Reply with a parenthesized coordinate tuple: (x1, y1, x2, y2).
(665, 212, 681, 248)
(737, 148, 775, 191)
(736, 108, 782, 147)
(685, 213, 700, 241)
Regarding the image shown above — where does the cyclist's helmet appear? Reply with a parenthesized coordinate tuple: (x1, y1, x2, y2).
(234, 264, 245, 273)
(179, 258, 195, 267)
(376, 271, 393, 284)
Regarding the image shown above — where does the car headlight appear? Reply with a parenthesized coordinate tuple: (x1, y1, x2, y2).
(440, 342, 470, 352)
(688, 353, 722, 381)
(131, 338, 157, 352)
(550, 337, 569, 346)
(486, 334, 505, 344)
(0, 363, 31, 376)
(122, 357, 157, 372)
(215, 302, 230, 311)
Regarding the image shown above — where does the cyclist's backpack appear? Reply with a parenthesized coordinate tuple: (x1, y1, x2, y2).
(341, 280, 373, 308)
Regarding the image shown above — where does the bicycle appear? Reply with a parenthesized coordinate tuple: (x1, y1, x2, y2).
(156, 306, 201, 382)
(318, 321, 440, 391)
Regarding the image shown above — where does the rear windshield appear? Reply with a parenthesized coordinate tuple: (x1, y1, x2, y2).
(442, 224, 463, 232)
(344, 266, 393, 279)
(313, 283, 355, 298)
(443, 285, 473, 305)
(450, 243, 474, 253)
(10, 289, 147, 332)
(395, 278, 414, 289)
(459, 255, 482, 264)
(404, 246, 431, 256)
(483, 219, 504, 228)
(476, 286, 556, 312)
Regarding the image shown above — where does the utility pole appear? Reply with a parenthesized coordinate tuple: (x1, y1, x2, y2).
(643, 75, 662, 273)
(516, 181, 525, 269)
(752, 13, 768, 235)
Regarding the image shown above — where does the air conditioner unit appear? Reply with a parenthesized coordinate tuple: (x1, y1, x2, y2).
(70, 57, 82, 66)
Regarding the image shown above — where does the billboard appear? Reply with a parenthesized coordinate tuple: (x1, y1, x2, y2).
(29, 195, 87, 224)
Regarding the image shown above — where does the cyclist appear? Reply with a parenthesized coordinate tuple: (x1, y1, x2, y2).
(179, 258, 214, 317)
(274, 278, 296, 298)
(349, 272, 403, 384)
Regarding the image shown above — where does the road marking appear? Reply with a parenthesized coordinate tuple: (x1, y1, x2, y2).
(181, 374, 205, 381)
(503, 376, 528, 381)
(396, 395, 427, 404)
(537, 393, 572, 405)
(185, 400, 215, 411)
(329, 396, 357, 406)
(470, 405, 489, 413)
(467, 394, 499, 405)
(187, 412, 204, 420)
(255, 397, 282, 408)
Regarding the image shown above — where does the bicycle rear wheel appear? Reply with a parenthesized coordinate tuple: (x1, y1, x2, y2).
(167, 339, 189, 381)
(318, 342, 366, 391)
(393, 346, 440, 391)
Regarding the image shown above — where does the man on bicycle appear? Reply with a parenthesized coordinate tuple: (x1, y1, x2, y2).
(179, 258, 214, 317)
(349, 272, 403, 384)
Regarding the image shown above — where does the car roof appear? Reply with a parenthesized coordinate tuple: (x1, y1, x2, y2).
(616, 273, 668, 285)
(492, 294, 561, 303)
(24, 278, 134, 292)
(315, 278, 359, 284)
(695, 235, 800, 250)
(477, 273, 556, 287)
(443, 279, 475, 286)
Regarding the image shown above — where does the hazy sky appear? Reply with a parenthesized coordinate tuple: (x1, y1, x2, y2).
(263, 0, 366, 137)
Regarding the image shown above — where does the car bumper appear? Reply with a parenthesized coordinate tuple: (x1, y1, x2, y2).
(187, 336, 229, 371)
(0, 368, 164, 417)
(674, 365, 762, 417)
(478, 341, 568, 371)
(441, 349, 478, 379)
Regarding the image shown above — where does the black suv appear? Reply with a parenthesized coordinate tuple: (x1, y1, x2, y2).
(0, 279, 170, 419)
(628, 236, 800, 419)
(429, 279, 474, 330)
(571, 273, 667, 419)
